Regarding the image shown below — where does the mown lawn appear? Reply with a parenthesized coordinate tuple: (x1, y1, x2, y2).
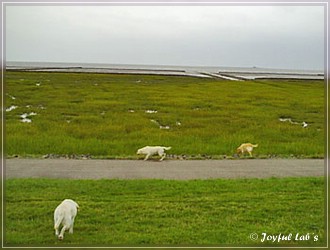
(4, 177, 325, 246)
(5, 72, 324, 159)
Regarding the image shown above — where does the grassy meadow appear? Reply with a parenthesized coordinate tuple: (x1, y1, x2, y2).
(4, 177, 325, 246)
(4, 72, 326, 247)
(5, 71, 325, 158)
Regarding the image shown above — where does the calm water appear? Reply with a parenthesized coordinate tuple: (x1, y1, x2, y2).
(6, 61, 324, 80)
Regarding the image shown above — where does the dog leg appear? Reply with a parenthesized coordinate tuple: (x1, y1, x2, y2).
(144, 154, 150, 161)
(54, 221, 60, 236)
(69, 219, 74, 234)
(58, 225, 67, 240)
(159, 153, 166, 161)
(158, 149, 166, 161)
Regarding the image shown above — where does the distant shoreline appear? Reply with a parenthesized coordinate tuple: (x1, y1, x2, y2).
(6, 61, 324, 80)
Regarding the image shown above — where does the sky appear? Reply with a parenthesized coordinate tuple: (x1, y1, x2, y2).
(5, 4, 325, 70)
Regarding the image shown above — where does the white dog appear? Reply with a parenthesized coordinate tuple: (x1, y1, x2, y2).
(136, 146, 171, 161)
(54, 199, 79, 240)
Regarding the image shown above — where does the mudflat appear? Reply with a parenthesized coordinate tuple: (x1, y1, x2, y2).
(5, 158, 325, 180)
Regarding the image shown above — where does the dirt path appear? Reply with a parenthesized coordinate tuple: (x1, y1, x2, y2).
(5, 158, 325, 180)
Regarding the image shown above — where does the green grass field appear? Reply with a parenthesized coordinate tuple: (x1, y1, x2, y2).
(5, 71, 324, 159)
(4, 72, 326, 247)
(4, 177, 325, 246)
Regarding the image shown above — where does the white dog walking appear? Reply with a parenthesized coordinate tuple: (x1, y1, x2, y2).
(54, 199, 79, 240)
(136, 146, 171, 161)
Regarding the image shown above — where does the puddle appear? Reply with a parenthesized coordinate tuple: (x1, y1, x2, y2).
(6, 105, 18, 112)
(24, 105, 46, 109)
(279, 117, 309, 128)
(150, 119, 171, 130)
(20, 112, 37, 123)
(7, 94, 16, 100)
(160, 125, 170, 130)
(20, 113, 37, 118)
(20, 113, 28, 119)
(302, 121, 308, 128)
(279, 118, 298, 124)
(145, 110, 158, 114)
(21, 118, 32, 123)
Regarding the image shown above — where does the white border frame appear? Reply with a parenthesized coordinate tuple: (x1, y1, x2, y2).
(1, 1, 328, 249)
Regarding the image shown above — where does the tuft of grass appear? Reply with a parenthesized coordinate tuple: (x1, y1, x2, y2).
(5, 72, 325, 158)
(4, 177, 325, 246)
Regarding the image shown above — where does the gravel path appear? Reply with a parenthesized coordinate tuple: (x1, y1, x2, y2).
(5, 158, 325, 180)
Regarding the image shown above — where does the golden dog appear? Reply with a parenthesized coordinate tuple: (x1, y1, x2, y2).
(236, 143, 258, 157)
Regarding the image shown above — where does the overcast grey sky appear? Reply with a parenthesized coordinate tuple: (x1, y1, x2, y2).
(6, 5, 325, 70)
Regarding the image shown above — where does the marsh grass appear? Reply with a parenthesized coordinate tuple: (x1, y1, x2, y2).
(4, 177, 325, 246)
(5, 72, 324, 158)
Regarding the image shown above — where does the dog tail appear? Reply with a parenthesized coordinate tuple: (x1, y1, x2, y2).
(74, 201, 80, 211)
(252, 144, 258, 148)
(163, 147, 172, 151)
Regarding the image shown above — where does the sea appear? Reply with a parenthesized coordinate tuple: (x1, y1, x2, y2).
(6, 61, 325, 80)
